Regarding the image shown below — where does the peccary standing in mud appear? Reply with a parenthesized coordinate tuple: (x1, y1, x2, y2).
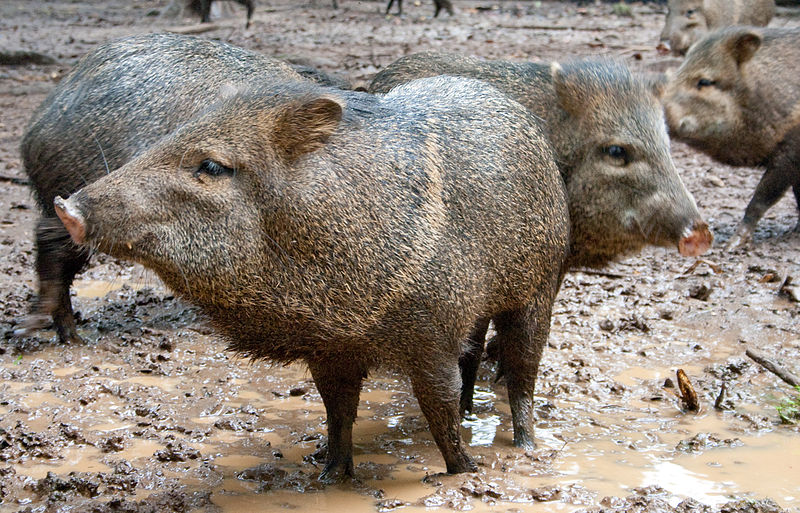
(660, 0, 774, 55)
(18, 33, 302, 344)
(369, 52, 713, 419)
(386, 0, 454, 16)
(54, 77, 570, 477)
(187, 0, 254, 27)
(663, 26, 800, 248)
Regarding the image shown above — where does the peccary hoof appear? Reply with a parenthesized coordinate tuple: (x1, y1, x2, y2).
(318, 459, 355, 483)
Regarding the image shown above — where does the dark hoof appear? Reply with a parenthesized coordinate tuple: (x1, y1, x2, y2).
(318, 460, 354, 483)
(513, 435, 536, 451)
(445, 455, 478, 474)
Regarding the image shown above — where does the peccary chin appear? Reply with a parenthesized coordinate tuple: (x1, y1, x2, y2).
(72, 80, 569, 367)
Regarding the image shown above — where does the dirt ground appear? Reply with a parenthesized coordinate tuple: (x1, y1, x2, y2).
(1, 1, 800, 512)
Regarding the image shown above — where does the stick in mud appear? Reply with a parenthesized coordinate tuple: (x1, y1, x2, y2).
(746, 348, 800, 388)
(677, 369, 700, 412)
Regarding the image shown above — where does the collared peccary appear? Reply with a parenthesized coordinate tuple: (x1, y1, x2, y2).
(18, 33, 302, 344)
(663, 26, 800, 248)
(386, 0, 454, 16)
(187, 0, 254, 27)
(53, 76, 570, 478)
(659, 0, 774, 55)
(369, 52, 713, 414)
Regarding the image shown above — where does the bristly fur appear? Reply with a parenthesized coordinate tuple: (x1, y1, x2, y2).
(60, 75, 570, 476)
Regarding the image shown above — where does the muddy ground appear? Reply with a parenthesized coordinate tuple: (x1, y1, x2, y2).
(1, 1, 800, 512)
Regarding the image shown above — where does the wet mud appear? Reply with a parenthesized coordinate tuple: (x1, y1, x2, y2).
(1, 1, 800, 512)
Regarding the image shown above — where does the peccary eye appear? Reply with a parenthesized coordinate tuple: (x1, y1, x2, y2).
(696, 78, 716, 89)
(685, 9, 695, 16)
(603, 145, 629, 165)
(194, 159, 234, 178)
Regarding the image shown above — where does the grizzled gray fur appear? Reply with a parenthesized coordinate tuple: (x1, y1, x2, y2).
(369, 52, 713, 418)
(660, 0, 774, 55)
(19, 33, 301, 344)
(54, 77, 570, 478)
(663, 26, 800, 248)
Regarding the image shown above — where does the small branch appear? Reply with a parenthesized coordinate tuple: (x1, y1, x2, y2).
(495, 24, 614, 32)
(746, 348, 800, 388)
(0, 175, 29, 186)
(167, 23, 223, 35)
(571, 268, 631, 279)
(0, 50, 58, 66)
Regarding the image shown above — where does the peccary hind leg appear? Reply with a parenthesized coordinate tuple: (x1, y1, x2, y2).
(21, 217, 89, 344)
(459, 317, 490, 415)
(409, 355, 476, 474)
(493, 300, 555, 449)
(308, 358, 367, 481)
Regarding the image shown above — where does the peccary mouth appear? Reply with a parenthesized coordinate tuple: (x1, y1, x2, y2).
(678, 221, 713, 257)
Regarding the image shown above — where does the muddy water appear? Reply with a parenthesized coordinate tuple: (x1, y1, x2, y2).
(4, 314, 798, 512)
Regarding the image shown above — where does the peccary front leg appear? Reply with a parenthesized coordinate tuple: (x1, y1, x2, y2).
(433, 0, 454, 17)
(459, 317, 490, 415)
(18, 217, 89, 344)
(308, 358, 366, 481)
(385, 0, 401, 15)
(726, 162, 800, 249)
(493, 301, 554, 449)
(408, 357, 476, 474)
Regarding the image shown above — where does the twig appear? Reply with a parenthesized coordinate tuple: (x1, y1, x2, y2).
(746, 348, 800, 388)
(167, 23, 223, 35)
(571, 268, 631, 279)
(0, 50, 58, 66)
(0, 175, 29, 186)
(495, 25, 615, 32)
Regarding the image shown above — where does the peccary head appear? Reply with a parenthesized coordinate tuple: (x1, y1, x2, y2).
(660, 0, 708, 55)
(662, 27, 772, 167)
(549, 60, 712, 267)
(55, 83, 345, 317)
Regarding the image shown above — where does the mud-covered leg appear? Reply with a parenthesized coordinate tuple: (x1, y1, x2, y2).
(794, 183, 800, 232)
(19, 217, 89, 344)
(409, 356, 476, 474)
(307, 358, 366, 482)
(459, 317, 490, 415)
(493, 297, 556, 449)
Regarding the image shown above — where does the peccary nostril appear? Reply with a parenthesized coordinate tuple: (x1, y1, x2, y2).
(54, 196, 86, 245)
(678, 220, 714, 257)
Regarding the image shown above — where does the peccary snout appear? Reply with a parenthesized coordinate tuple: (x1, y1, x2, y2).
(679, 220, 713, 257)
(54, 197, 85, 245)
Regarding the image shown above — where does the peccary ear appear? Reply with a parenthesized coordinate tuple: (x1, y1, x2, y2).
(551, 61, 586, 117)
(273, 96, 343, 162)
(726, 29, 762, 65)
